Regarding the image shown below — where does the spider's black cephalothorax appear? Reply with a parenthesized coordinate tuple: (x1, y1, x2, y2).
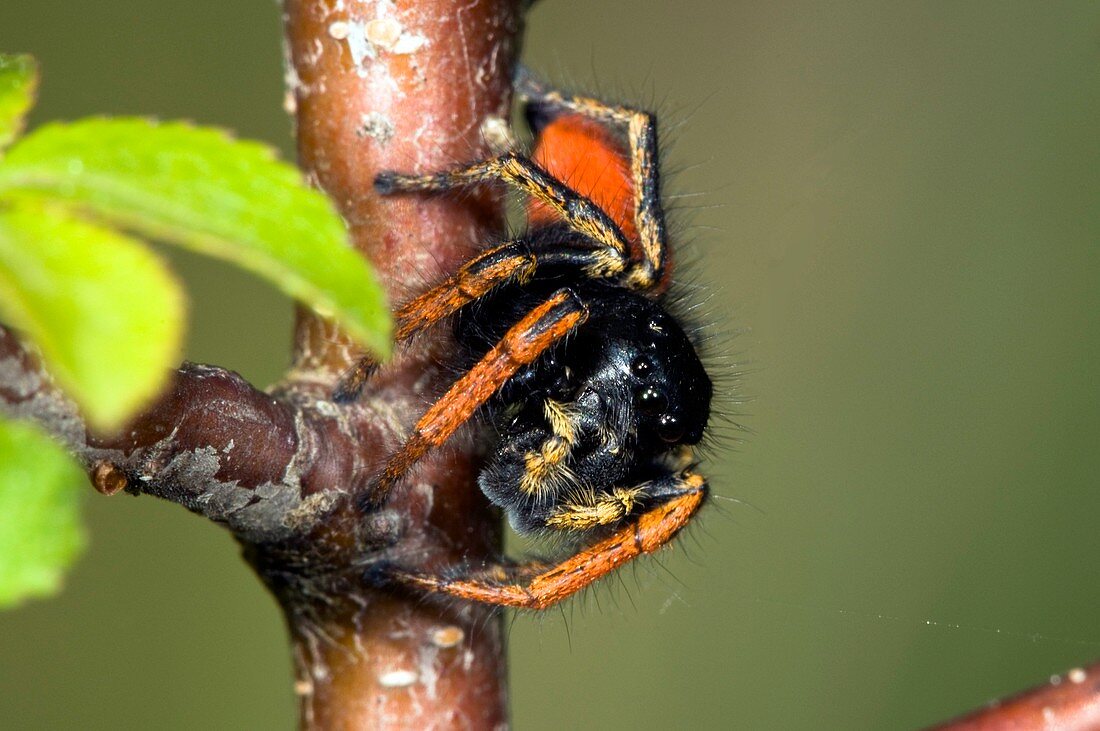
(462, 254, 712, 535)
(343, 68, 715, 608)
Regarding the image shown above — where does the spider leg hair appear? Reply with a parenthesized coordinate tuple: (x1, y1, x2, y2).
(393, 240, 537, 341)
(515, 66, 669, 291)
(332, 358, 380, 404)
(376, 153, 630, 271)
(334, 236, 630, 402)
(388, 471, 707, 609)
(363, 288, 588, 506)
(394, 236, 639, 342)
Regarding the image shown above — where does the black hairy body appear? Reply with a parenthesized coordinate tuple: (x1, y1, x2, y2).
(455, 225, 712, 536)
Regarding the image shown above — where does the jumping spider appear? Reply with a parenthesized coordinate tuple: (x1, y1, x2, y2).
(341, 68, 713, 609)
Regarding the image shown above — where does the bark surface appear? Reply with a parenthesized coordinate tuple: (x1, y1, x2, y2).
(0, 0, 522, 727)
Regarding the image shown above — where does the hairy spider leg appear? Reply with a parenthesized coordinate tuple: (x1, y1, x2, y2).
(333, 359, 380, 404)
(338, 73, 670, 403)
(332, 240, 537, 402)
(337, 100, 660, 404)
(393, 238, 638, 341)
(334, 237, 634, 402)
(392, 471, 708, 609)
(334, 149, 640, 403)
(394, 241, 537, 341)
(375, 152, 630, 278)
(364, 288, 588, 506)
(516, 68, 669, 291)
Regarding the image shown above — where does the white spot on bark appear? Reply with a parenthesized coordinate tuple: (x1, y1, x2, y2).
(391, 33, 427, 55)
(342, 20, 376, 77)
(414, 482, 434, 516)
(365, 16, 427, 55)
(418, 644, 440, 699)
(379, 669, 418, 688)
(285, 491, 340, 531)
(430, 626, 464, 649)
(327, 21, 351, 40)
(480, 115, 514, 154)
(365, 18, 402, 50)
(357, 112, 396, 146)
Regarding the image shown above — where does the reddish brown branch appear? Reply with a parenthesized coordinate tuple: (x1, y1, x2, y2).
(929, 662, 1100, 731)
(0, 326, 382, 543)
(1, 0, 522, 728)
(280, 1, 520, 725)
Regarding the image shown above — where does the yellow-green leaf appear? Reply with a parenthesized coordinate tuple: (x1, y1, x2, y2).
(0, 118, 391, 357)
(0, 200, 184, 431)
(0, 419, 85, 609)
(0, 53, 37, 152)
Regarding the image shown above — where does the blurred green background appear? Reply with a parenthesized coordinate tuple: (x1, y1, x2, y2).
(2, 2, 1099, 729)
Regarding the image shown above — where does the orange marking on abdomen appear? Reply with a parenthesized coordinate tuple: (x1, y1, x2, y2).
(528, 114, 638, 244)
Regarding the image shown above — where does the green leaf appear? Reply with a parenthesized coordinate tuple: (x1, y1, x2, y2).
(0, 200, 185, 431)
(0, 419, 85, 609)
(0, 118, 392, 357)
(0, 54, 37, 152)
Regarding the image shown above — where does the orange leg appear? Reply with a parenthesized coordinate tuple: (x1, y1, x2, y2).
(394, 238, 635, 342)
(392, 472, 708, 609)
(366, 288, 588, 504)
(376, 153, 630, 267)
(334, 242, 537, 402)
(515, 67, 669, 290)
(394, 241, 537, 341)
(334, 238, 628, 402)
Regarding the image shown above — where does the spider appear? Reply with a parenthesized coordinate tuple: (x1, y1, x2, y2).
(342, 68, 713, 610)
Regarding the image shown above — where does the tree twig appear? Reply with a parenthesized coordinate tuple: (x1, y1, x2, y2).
(0, 0, 522, 727)
(928, 661, 1100, 731)
(279, 0, 519, 726)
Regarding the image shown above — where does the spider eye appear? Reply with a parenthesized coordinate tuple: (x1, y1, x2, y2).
(636, 386, 667, 415)
(657, 414, 685, 443)
(631, 355, 654, 378)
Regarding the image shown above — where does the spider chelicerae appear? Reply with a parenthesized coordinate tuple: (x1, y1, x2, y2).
(341, 68, 713, 609)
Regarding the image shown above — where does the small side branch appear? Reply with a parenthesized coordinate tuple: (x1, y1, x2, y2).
(929, 662, 1100, 731)
(0, 325, 384, 545)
